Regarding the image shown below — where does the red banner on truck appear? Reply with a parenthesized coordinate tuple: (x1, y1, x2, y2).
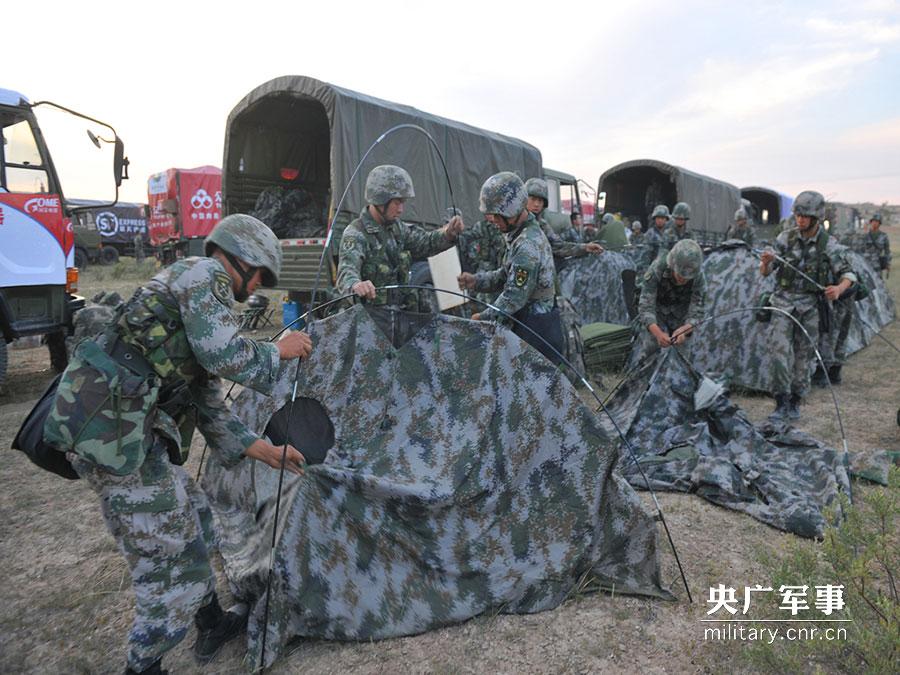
(147, 165, 221, 246)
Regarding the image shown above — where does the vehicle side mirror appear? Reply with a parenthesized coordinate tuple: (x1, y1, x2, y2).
(114, 136, 129, 186)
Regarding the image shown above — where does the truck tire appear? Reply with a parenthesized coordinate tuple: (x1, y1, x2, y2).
(0, 339, 7, 394)
(101, 246, 120, 265)
(46, 331, 68, 373)
(73, 247, 88, 270)
(409, 261, 440, 314)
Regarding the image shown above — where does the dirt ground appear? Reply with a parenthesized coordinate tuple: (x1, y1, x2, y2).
(1, 240, 898, 674)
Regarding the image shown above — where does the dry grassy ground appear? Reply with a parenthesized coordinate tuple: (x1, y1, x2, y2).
(1, 236, 898, 674)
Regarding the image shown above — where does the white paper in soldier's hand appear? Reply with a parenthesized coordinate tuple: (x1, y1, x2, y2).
(427, 247, 465, 311)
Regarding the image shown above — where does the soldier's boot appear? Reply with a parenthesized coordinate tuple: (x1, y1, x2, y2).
(768, 395, 790, 421)
(811, 365, 827, 388)
(788, 394, 802, 420)
(827, 365, 842, 385)
(194, 594, 249, 665)
(124, 659, 167, 675)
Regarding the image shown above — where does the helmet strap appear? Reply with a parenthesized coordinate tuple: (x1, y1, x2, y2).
(374, 202, 393, 225)
(222, 250, 255, 302)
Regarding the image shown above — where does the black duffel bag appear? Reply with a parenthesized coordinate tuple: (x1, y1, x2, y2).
(512, 303, 565, 366)
(11, 373, 80, 480)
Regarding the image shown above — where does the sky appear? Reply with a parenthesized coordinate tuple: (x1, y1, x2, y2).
(5, 0, 900, 207)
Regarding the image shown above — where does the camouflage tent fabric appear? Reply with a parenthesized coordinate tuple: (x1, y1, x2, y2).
(559, 251, 637, 326)
(691, 243, 895, 393)
(201, 305, 671, 667)
(249, 185, 324, 239)
(603, 348, 851, 538)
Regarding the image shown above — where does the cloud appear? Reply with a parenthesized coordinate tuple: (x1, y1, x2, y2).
(806, 16, 900, 43)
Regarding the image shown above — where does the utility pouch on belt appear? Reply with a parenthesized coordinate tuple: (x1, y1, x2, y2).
(43, 336, 160, 475)
(12, 373, 80, 480)
(755, 292, 773, 323)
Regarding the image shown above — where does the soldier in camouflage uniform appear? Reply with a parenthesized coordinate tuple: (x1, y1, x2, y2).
(665, 201, 696, 244)
(641, 204, 672, 275)
(523, 177, 603, 273)
(458, 172, 564, 364)
(760, 191, 856, 421)
(337, 165, 464, 310)
(858, 213, 891, 279)
(44, 215, 313, 675)
(636, 239, 707, 362)
(726, 207, 756, 244)
(455, 206, 506, 310)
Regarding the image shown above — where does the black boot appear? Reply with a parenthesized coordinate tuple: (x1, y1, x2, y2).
(827, 365, 842, 385)
(194, 594, 249, 665)
(788, 394, 802, 420)
(124, 659, 167, 675)
(811, 365, 827, 388)
(769, 395, 790, 420)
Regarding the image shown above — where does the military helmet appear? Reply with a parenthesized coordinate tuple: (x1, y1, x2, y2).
(651, 204, 670, 219)
(601, 213, 616, 224)
(792, 190, 826, 220)
(443, 206, 462, 223)
(524, 177, 549, 204)
(205, 214, 282, 287)
(632, 220, 642, 232)
(666, 239, 703, 279)
(734, 207, 748, 221)
(870, 213, 883, 223)
(672, 202, 692, 220)
(365, 165, 415, 205)
(480, 172, 528, 219)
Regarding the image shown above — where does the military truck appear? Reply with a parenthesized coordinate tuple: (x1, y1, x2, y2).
(148, 165, 221, 265)
(0, 87, 128, 391)
(595, 158, 742, 243)
(740, 186, 794, 240)
(222, 76, 581, 304)
(69, 198, 149, 262)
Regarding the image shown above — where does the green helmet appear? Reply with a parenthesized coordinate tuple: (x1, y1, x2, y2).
(734, 207, 748, 221)
(666, 239, 703, 279)
(205, 214, 281, 287)
(870, 213, 883, 223)
(651, 204, 670, 219)
(443, 206, 462, 223)
(792, 190, 825, 221)
(631, 220, 642, 232)
(480, 172, 527, 219)
(524, 177, 549, 206)
(365, 165, 415, 205)
(601, 213, 616, 224)
(672, 202, 691, 220)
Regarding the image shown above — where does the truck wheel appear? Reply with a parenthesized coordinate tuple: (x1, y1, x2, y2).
(73, 247, 88, 270)
(100, 246, 120, 265)
(409, 261, 440, 313)
(46, 331, 68, 372)
(0, 339, 7, 394)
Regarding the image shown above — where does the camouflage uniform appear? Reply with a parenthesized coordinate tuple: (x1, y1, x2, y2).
(538, 215, 591, 274)
(48, 255, 281, 672)
(857, 228, 891, 277)
(767, 226, 855, 398)
(637, 245, 707, 360)
(664, 222, 695, 244)
(725, 222, 756, 245)
(457, 218, 506, 307)
(641, 223, 669, 275)
(476, 213, 555, 321)
(336, 208, 453, 310)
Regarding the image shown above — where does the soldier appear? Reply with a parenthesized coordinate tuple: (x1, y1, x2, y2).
(336, 165, 464, 310)
(636, 239, 707, 362)
(597, 212, 629, 248)
(524, 177, 603, 273)
(629, 220, 644, 245)
(133, 232, 145, 264)
(859, 213, 891, 279)
(726, 207, 756, 245)
(457, 172, 563, 364)
(562, 206, 584, 243)
(44, 215, 313, 674)
(642, 204, 671, 274)
(666, 201, 695, 243)
(454, 206, 506, 309)
(760, 191, 856, 421)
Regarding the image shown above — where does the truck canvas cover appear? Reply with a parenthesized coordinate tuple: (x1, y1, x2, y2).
(740, 186, 793, 225)
(222, 76, 543, 230)
(598, 159, 741, 235)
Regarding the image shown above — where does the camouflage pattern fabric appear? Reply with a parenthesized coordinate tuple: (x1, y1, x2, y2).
(366, 165, 415, 204)
(337, 208, 453, 311)
(603, 348, 851, 538)
(65, 290, 124, 357)
(539, 216, 589, 264)
(201, 305, 671, 667)
(725, 222, 756, 245)
(71, 444, 218, 672)
(854, 229, 891, 273)
(596, 220, 629, 249)
(664, 223, 695, 244)
(558, 295, 587, 385)
(690, 244, 895, 394)
(820, 298, 852, 368)
(559, 251, 637, 326)
(249, 186, 324, 239)
(641, 223, 670, 273)
(456, 218, 507, 309)
(474, 213, 555, 321)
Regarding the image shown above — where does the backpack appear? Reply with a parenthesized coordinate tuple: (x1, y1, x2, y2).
(11, 374, 80, 480)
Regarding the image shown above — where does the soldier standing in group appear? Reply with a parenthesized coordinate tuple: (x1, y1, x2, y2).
(44, 215, 313, 674)
(562, 206, 584, 243)
(133, 232, 145, 264)
(636, 239, 707, 362)
(629, 221, 644, 245)
(642, 204, 672, 274)
(858, 213, 891, 279)
(337, 165, 464, 310)
(523, 177, 603, 273)
(726, 208, 756, 245)
(454, 206, 506, 310)
(759, 191, 856, 421)
(666, 202, 695, 243)
(596, 213, 629, 249)
(457, 172, 563, 363)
